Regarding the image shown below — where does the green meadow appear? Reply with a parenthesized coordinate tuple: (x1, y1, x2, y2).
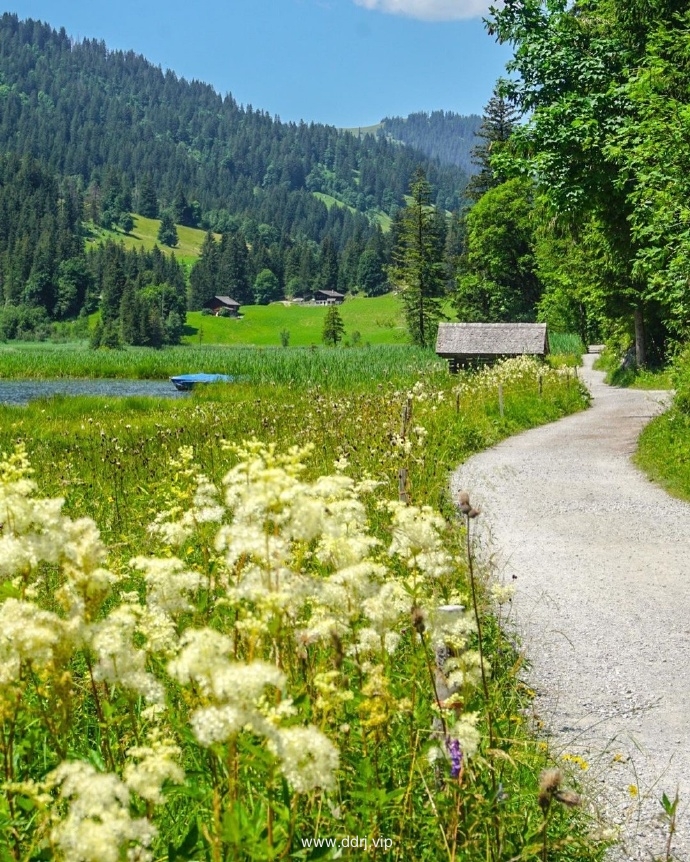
(85, 214, 218, 267)
(185, 294, 408, 346)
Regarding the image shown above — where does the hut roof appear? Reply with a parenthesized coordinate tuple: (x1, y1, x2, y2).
(436, 323, 548, 357)
(210, 296, 240, 307)
(315, 289, 344, 299)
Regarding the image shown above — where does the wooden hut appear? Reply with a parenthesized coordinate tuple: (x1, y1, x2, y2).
(436, 322, 548, 372)
(314, 289, 345, 306)
(204, 296, 241, 316)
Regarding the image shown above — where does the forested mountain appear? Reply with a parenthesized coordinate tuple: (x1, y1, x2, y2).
(0, 13, 469, 243)
(379, 112, 483, 173)
(0, 14, 475, 344)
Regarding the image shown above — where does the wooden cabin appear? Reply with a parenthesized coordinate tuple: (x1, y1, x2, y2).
(314, 289, 345, 306)
(204, 296, 241, 316)
(436, 322, 549, 372)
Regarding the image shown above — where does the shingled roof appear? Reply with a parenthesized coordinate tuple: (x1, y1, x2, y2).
(436, 323, 548, 358)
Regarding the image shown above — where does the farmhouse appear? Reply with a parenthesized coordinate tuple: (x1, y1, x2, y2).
(314, 289, 345, 306)
(436, 322, 549, 372)
(204, 296, 241, 316)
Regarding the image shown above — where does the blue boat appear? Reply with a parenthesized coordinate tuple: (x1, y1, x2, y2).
(170, 373, 233, 391)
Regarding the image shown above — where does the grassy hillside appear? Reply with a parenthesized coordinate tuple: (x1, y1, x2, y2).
(85, 215, 217, 266)
(312, 192, 392, 231)
(184, 294, 411, 347)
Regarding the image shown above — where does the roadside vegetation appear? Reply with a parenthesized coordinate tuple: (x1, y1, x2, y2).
(636, 348, 690, 502)
(593, 348, 674, 390)
(0, 354, 603, 861)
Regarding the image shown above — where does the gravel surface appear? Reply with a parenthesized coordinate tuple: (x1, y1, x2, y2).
(451, 355, 690, 861)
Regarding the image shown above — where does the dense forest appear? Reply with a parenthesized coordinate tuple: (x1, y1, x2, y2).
(0, 13, 478, 344)
(0, 14, 469, 228)
(468, 0, 690, 365)
(379, 112, 483, 173)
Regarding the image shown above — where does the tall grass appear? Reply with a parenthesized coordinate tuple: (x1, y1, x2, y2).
(0, 343, 447, 386)
(636, 347, 690, 500)
(548, 332, 586, 355)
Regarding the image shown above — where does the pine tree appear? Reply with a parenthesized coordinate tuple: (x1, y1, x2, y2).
(137, 176, 159, 219)
(465, 88, 519, 203)
(157, 210, 178, 247)
(388, 168, 446, 348)
(322, 305, 345, 346)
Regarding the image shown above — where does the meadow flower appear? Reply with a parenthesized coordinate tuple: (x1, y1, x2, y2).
(446, 737, 463, 779)
(90, 605, 165, 704)
(445, 650, 489, 691)
(167, 627, 234, 693)
(131, 556, 201, 614)
(270, 725, 339, 793)
(124, 737, 185, 804)
(449, 712, 481, 759)
(490, 583, 516, 605)
(386, 501, 453, 578)
(0, 598, 65, 687)
(48, 762, 156, 862)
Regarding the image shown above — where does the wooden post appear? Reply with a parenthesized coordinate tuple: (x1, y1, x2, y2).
(398, 468, 409, 504)
(498, 383, 504, 418)
(398, 397, 413, 503)
(538, 373, 543, 397)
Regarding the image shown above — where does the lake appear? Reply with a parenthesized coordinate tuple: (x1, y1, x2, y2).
(0, 379, 186, 405)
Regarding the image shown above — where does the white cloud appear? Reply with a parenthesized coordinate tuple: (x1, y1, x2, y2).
(353, 0, 493, 21)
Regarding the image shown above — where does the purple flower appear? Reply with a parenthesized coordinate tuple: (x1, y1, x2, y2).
(446, 738, 463, 779)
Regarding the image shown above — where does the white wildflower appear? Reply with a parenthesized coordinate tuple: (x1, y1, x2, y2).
(387, 501, 453, 577)
(270, 725, 339, 793)
(490, 583, 516, 605)
(0, 599, 65, 687)
(90, 605, 165, 704)
(445, 650, 489, 691)
(449, 712, 481, 759)
(167, 628, 234, 693)
(190, 703, 247, 746)
(48, 762, 156, 862)
(131, 556, 201, 614)
(124, 738, 185, 804)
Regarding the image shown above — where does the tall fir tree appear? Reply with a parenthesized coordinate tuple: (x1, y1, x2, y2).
(157, 210, 178, 247)
(137, 176, 159, 219)
(465, 88, 519, 203)
(388, 168, 447, 348)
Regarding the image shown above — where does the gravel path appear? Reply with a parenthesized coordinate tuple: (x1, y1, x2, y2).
(451, 355, 690, 861)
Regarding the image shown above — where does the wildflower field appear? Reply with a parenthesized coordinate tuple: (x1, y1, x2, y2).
(0, 353, 603, 861)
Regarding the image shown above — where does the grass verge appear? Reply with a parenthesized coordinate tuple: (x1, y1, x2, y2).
(636, 347, 690, 501)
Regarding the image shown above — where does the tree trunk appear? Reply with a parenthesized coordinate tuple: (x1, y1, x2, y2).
(634, 307, 646, 368)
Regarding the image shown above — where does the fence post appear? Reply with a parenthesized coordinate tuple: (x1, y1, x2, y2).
(498, 383, 504, 418)
(398, 396, 412, 504)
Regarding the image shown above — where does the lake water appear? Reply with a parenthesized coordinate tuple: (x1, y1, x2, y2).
(0, 379, 187, 405)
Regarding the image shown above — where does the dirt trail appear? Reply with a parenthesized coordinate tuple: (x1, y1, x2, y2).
(452, 355, 690, 861)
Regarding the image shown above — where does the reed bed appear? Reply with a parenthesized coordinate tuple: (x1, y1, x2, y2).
(0, 343, 448, 387)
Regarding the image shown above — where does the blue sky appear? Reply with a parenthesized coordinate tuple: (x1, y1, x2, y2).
(4, 0, 511, 127)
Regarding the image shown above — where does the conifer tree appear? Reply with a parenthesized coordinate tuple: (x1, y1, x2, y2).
(137, 176, 159, 219)
(465, 87, 519, 203)
(322, 305, 345, 346)
(157, 210, 178, 247)
(388, 168, 446, 348)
